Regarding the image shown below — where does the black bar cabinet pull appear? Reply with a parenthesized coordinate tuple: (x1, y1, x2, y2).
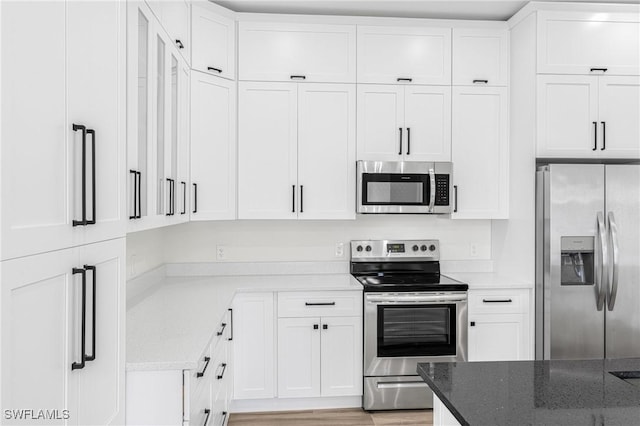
(217, 363, 227, 380)
(590, 68, 608, 72)
(175, 39, 184, 49)
(470, 321, 476, 327)
(300, 185, 304, 213)
(207, 66, 222, 73)
(166, 179, 172, 216)
(473, 79, 489, 84)
(86, 129, 96, 225)
(397, 78, 412, 82)
(482, 298, 513, 303)
(172, 179, 176, 215)
(72, 267, 87, 370)
(129, 170, 138, 220)
(313, 324, 319, 330)
(181, 181, 186, 214)
(453, 185, 458, 213)
(192, 183, 198, 213)
(398, 128, 403, 155)
(322, 324, 328, 330)
(73, 124, 87, 226)
(593, 122, 598, 151)
(136, 171, 142, 219)
(222, 412, 228, 424)
(217, 322, 227, 336)
(202, 409, 211, 426)
(292, 185, 296, 213)
(84, 265, 97, 362)
(406, 127, 411, 155)
(601, 121, 606, 151)
(196, 356, 211, 378)
(228, 308, 233, 341)
(305, 302, 336, 306)
(290, 75, 306, 80)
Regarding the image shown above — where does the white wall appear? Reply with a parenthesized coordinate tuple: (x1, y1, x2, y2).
(161, 216, 492, 264)
(126, 227, 165, 280)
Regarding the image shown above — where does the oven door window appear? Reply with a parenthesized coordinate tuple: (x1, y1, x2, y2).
(362, 173, 429, 206)
(377, 304, 456, 357)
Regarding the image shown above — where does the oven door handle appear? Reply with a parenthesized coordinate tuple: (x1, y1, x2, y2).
(377, 381, 429, 390)
(366, 294, 467, 304)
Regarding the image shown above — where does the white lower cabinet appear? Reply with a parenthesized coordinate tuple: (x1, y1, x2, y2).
(1, 239, 125, 425)
(467, 289, 531, 362)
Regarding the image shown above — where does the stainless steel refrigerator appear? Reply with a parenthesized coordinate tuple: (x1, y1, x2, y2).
(536, 164, 640, 360)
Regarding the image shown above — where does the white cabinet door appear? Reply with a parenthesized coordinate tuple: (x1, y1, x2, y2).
(191, 4, 235, 80)
(453, 28, 508, 86)
(356, 85, 404, 161)
(537, 11, 640, 75)
(1, 248, 76, 424)
(177, 62, 191, 219)
(598, 76, 640, 159)
(468, 314, 527, 362)
(76, 239, 125, 425)
(277, 318, 321, 398)
(191, 72, 237, 221)
(238, 82, 298, 219)
(404, 86, 452, 161)
(297, 84, 356, 220)
(162, 0, 190, 64)
(320, 317, 362, 397)
(232, 292, 275, 400)
(452, 87, 508, 219)
(536, 75, 599, 158)
(239, 22, 356, 83)
(357, 26, 451, 85)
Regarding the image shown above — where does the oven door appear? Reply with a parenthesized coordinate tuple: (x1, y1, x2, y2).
(364, 292, 468, 377)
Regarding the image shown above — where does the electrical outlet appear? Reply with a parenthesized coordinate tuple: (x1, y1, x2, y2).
(216, 245, 226, 261)
(335, 243, 344, 258)
(469, 243, 478, 258)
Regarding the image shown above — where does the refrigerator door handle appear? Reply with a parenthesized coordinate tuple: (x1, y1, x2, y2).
(595, 212, 608, 311)
(607, 212, 620, 311)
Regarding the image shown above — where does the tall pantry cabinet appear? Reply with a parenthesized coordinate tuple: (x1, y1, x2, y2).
(0, 1, 126, 424)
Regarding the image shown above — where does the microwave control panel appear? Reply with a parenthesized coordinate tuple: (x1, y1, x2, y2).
(434, 175, 450, 206)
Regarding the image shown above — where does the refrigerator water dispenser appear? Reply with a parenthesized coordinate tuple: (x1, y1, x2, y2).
(560, 237, 594, 286)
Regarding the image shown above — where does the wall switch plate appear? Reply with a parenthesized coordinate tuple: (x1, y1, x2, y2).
(216, 245, 227, 261)
(469, 243, 478, 258)
(335, 243, 344, 258)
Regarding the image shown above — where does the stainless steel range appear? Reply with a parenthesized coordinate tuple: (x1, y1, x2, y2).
(351, 240, 468, 411)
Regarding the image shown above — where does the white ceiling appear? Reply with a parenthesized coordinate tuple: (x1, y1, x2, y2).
(211, 0, 639, 21)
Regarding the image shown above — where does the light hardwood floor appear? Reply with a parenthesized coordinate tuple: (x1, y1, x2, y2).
(229, 408, 433, 426)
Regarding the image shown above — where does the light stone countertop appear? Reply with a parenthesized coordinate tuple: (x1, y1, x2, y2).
(445, 272, 534, 289)
(126, 273, 362, 372)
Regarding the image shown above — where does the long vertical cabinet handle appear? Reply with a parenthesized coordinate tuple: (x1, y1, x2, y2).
(166, 178, 174, 216)
(181, 181, 186, 214)
(228, 308, 233, 341)
(172, 179, 176, 215)
(398, 128, 403, 155)
(595, 212, 608, 311)
(84, 265, 97, 362)
(129, 170, 138, 219)
(428, 168, 436, 213)
(406, 127, 411, 155)
(292, 185, 296, 213)
(192, 183, 198, 213)
(73, 124, 87, 226)
(72, 267, 87, 370)
(607, 212, 619, 311)
(136, 171, 142, 218)
(86, 129, 96, 225)
(592, 122, 598, 151)
(300, 185, 304, 213)
(601, 122, 606, 151)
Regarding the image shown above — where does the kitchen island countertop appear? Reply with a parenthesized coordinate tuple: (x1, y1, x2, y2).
(418, 358, 640, 426)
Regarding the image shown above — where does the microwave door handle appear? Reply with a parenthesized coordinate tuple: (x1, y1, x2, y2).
(428, 168, 436, 212)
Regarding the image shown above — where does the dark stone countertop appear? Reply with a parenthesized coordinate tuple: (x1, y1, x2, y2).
(417, 358, 640, 426)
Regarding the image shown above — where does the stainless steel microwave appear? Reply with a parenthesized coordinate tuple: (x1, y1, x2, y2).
(357, 161, 453, 214)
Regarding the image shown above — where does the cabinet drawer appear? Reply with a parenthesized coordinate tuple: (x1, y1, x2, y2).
(278, 291, 361, 318)
(469, 290, 528, 314)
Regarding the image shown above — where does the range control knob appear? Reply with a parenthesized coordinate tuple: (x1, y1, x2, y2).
(412, 245, 419, 252)
(356, 245, 363, 252)
(420, 245, 428, 252)
(365, 245, 372, 252)
(429, 244, 436, 252)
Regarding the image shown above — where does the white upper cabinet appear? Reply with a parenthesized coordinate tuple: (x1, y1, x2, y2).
(191, 72, 237, 221)
(357, 85, 451, 162)
(239, 22, 356, 83)
(148, 0, 191, 64)
(357, 26, 451, 85)
(537, 74, 640, 159)
(453, 28, 508, 86)
(1, 0, 125, 261)
(537, 11, 640, 75)
(191, 4, 235, 79)
(452, 86, 509, 219)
